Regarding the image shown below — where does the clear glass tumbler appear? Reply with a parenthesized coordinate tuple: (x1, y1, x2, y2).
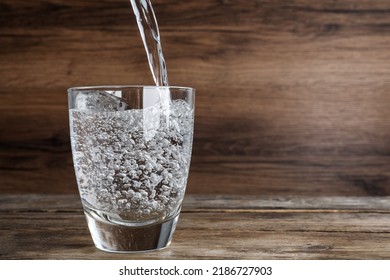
(68, 86, 195, 252)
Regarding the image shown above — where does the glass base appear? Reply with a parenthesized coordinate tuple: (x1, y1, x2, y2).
(84, 210, 179, 253)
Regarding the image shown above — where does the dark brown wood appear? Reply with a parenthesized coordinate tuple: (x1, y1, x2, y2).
(1, 0, 390, 195)
(1, 194, 390, 259)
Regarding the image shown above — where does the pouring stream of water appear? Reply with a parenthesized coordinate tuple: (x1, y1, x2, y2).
(130, 0, 169, 87)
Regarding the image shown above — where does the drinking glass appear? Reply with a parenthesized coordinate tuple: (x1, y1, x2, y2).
(68, 86, 195, 252)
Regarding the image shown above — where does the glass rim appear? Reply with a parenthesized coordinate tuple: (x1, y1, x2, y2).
(67, 85, 195, 92)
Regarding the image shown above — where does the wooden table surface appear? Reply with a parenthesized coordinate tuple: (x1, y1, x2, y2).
(1, 194, 390, 259)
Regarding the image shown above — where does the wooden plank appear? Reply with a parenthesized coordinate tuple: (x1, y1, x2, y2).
(1, 0, 390, 195)
(1, 212, 389, 260)
(183, 195, 390, 211)
(2, 210, 390, 233)
(1, 195, 390, 259)
(1, 194, 390, 211)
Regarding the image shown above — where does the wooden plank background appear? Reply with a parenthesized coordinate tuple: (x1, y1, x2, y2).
(0, 0, 390, 195)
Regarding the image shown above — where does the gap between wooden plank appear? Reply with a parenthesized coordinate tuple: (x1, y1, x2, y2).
(182, 208, 390, 214)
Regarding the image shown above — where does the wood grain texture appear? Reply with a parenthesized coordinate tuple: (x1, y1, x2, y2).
(1, 194, 390, 259)
(1, 0, 390, 195)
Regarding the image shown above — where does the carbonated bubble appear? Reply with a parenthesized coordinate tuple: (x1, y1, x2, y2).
(70, 99, 193, 222)
(75, 91, 129, 111)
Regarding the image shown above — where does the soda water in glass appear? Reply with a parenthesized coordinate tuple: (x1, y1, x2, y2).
(68, 86, 195, 252)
